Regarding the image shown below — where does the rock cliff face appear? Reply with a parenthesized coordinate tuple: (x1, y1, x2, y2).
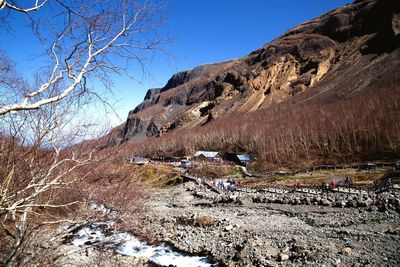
(109, 0, 400, 144)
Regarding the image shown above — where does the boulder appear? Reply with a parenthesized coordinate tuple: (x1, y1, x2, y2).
(357, 198, 373, 207)
(341, 247, 352, 255)
(333, 200, 346, 208)
(252, 196, 263, 203)
(225, 225, 234, 231)
(266, 246, 280, 258)
(321, 198, 332, 206)
(278, 253, 290, 261)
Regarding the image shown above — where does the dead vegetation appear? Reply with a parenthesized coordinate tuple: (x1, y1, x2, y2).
(177, 213, 215, 228)
(125, 86, 400, 171)
(0, 0, 169, 264)
(129, 164, 182, 188)
(238, 167, 395, 189)
(188, 165, 239, 180)
(0, 137, 152, 266)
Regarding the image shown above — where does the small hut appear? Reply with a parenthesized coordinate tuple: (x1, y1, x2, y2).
(193, 151, 222, 162)
(130, 156, 150, 165)
(225, 153, 252, 166)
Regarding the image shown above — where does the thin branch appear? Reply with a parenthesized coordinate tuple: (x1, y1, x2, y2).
(0, 0, 48, 13)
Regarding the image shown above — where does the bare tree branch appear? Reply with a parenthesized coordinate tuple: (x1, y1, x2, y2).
(0, 0, 168, 116)
(0, 0, 48, 13)
(0, 1, 168, 264)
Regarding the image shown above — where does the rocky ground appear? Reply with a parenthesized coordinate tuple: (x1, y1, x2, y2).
(54, 179, 400, 267)
(136, 181, 400, 267)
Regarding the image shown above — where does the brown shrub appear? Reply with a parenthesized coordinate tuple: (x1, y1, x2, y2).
(177, 213, 215, 228)
(194, 213, 215, 228)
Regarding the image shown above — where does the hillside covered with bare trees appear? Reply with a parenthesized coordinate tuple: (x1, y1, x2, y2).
(110, 0, 400, 169)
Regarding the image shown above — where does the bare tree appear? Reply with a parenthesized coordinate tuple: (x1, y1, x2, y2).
(0, 0, 167, 115)
(0, 96, 101, 265)
(0, 0, 48, 13)
(0, 1, 168, 265)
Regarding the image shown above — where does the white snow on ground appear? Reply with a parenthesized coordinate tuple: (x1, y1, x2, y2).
(72, 225, 211, 267)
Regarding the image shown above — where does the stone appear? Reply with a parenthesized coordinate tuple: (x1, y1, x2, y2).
(333, 200, 346, 208)
(225, 225, 234, 231)
(292, 237, 307, 250)
(346, 199, 357, 208)
(368, 205, 379, 212)
(341, 247, 352, 255)
(266, 247, 280, 258)
(357, 198, 373, 207)
(264, 260, 279, 267)
(278, 253, 290, 261)
(236, 198, 244, 206)
(252, 196, 263, 203)
(321, 198, 332, 206)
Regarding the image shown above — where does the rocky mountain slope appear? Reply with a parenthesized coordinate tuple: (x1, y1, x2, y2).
(109, 0, 400, 146)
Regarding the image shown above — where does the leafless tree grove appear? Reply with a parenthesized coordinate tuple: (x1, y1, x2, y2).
(130, 86, 400, 170)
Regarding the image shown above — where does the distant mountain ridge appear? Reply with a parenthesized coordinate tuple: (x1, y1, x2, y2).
(107, 0, 400, 147)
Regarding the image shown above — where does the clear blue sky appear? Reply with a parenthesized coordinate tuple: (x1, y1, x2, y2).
(1, 0, 352, 126)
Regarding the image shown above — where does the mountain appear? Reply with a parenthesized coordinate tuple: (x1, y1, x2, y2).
(107, 0, 400, 160)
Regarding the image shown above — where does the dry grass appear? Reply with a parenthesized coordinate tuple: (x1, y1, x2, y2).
(132, 164, 182, 188)
(239, 168, 392, 187)
(190, 165, 238, 179)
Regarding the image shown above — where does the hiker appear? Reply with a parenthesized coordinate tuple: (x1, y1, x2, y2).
(228, 178, 236, 187)
(227, 182, 232, 190)
(229, 179, 236, 191)
(387, 177, 393, 190)
(330, 180, 336, 190)
(219, 180, 225, 190)
(213, 180, 218, 188)
(321, 182, 327, 192)
(345, 176, 350, 187)
(296, 180, 301, 189)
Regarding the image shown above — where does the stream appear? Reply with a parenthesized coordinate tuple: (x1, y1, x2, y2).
(71, 204, 213, 267)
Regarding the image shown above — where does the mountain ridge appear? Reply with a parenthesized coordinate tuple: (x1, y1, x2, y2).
(107, 0, 400, 155)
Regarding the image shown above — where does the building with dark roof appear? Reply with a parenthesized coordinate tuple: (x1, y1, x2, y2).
(225, 153, 252, 166)
(193, 151, 222, 161)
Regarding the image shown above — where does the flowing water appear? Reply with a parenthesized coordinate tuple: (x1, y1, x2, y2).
(71, 224, 212, 267)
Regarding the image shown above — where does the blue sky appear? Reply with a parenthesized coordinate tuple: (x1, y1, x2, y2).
(1, 0, 352, 126)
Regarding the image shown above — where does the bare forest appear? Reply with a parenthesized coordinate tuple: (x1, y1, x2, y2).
(128, 85, 400, 170)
